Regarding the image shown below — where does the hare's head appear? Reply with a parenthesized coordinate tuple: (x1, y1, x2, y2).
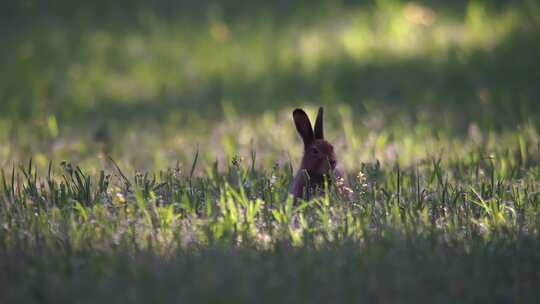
(293, 107, 337, 176)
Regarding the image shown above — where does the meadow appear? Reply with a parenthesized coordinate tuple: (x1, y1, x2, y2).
(2, 1, 540, 303)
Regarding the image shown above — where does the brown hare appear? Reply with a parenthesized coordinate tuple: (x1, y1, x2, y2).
(290, 107, 354, 201)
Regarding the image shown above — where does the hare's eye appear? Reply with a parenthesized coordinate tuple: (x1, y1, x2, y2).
(311, 147, 319, 154)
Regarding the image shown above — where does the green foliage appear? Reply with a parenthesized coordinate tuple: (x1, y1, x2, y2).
(2, 1, 540, 303)
(1, 144, 540, 302)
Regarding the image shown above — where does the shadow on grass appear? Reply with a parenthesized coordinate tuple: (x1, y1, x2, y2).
(1, 1, 515, 28)
(51, 25, 540, 131)
(1, 0, 539, 131)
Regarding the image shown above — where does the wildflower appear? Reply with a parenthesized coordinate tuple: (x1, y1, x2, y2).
(115, 193, 126, 204)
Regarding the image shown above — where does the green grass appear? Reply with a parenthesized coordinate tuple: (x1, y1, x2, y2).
(2, 143, 540, 303)
(2, 0, 540, 303)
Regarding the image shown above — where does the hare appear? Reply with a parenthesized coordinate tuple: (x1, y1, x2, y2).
(290, 107, 354, 200)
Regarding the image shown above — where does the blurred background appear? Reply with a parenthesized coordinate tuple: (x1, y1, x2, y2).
(1, 0, 539, 172)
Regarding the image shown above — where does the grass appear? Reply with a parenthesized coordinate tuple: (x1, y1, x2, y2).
(2, 143, 540, 303)
(2, 0, 540, 303)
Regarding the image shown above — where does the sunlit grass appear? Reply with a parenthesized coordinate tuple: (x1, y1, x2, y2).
(61, 2, 523, 102)
(2, 125, 540, 302)
(1, 2, 540, 302)
(3, 1, 537, 123)
(1, 103, 538, 176)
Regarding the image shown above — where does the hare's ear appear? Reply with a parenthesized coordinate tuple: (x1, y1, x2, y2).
(314, 107, 324, 139)
(293, 108, 314, 148)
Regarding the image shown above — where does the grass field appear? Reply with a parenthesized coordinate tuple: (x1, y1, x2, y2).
(2, 1, 540, 303)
